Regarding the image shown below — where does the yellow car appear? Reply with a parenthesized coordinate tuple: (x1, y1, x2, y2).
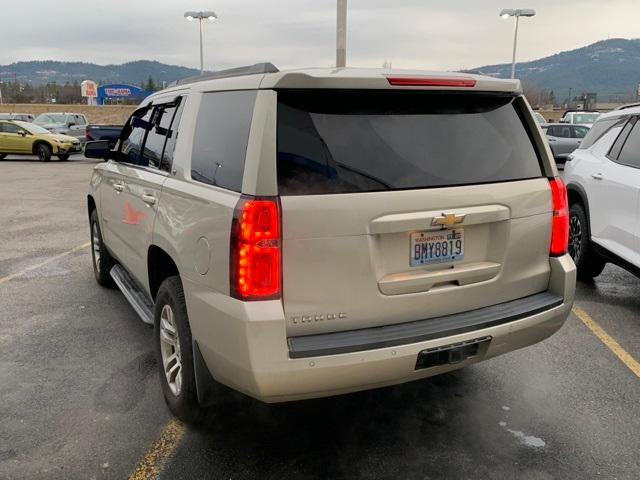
(0, 120, 82, 161)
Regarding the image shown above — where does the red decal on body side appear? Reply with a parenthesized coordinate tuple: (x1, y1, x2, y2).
(123, 201, 146, 225)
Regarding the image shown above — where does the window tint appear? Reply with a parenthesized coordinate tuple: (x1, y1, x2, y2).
(191, 90, 257, 191)
(2, 123, 21, 134)
(608, 118, 635, 160)
(119, 109, 152, 165)
(160, 99, 185, 172)
(573, 126, 589, 139)
(617, 120, 640, 168)
(554, 126, 572, 138)
(580, 116, 627, 149)
(142, 105, 177, 170)
(277, 90, 542, 195)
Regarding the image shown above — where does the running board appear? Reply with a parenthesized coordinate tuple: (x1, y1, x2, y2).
(110, 264, 154, 325)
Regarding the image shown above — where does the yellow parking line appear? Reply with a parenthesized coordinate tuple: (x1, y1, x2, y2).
(573, 305, 640, 378)
(0, 241, 91, 285)
(128, 418, 185, 480)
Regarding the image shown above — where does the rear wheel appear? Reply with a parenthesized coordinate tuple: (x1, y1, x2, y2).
(155, 276, 203, 424)
(569, 202, 605, 279)
(36, 143, 52, 162)
(57, 154, 70, 161)
(90, 209, 115, 287)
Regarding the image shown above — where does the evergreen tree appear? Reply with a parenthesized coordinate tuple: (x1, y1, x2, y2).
(145, 76, 156, 92)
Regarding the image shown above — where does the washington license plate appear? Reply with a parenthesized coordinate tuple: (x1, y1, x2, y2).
(410, 229, 464, 266)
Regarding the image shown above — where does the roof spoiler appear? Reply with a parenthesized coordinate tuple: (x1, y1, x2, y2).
(169, 62, 279, 87)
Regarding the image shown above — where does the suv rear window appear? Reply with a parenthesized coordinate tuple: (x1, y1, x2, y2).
(276, 90, 542, 195)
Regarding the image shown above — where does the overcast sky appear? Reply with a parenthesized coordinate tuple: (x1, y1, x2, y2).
(1, 0, 638, 71)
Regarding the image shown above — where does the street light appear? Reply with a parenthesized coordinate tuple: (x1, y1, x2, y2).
(499, 8, 536, 79)
(184, 10, 218, 75)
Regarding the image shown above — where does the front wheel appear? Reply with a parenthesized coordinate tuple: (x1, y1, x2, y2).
(57, 154, 70, 161)
(568, 203, 606, 280)
(36, 143, 52, 162)
(155, 276, 203, 424)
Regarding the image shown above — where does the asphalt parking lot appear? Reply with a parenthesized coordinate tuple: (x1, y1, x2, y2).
(1, 156, 639, 480)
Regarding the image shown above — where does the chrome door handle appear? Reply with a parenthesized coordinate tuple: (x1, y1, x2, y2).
(113, 183, 125, 192)
(142, 194, 157, 206)
(591, 173, 603, 180)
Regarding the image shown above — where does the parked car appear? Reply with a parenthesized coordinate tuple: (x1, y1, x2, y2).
(33, 112, 88, 142)
(533, 111, 547, 126)
(0, 113, 35, 122)
(85, 64, 575, 423)
(0, 120, 82, 161)
(543, 123, 590, 166)
(560, 110, 600, 127)
(85, 124, 123, 149)
(564, 104, 640, 279)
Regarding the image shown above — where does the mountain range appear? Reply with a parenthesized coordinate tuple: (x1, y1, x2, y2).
(1, 38, 639, 100)
(0, 60, 200, 87)
(470, 38, 640, 101)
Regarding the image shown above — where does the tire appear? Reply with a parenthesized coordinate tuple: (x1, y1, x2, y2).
(90, 209, 115, 287)
(57, 154, 70, 161)
(569, 202, 606, 280)
(155, 276, 203, 424)
(36, 143, 52, 162)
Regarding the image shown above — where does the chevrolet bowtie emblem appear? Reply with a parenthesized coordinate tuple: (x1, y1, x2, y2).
(432, 213, 465, 227)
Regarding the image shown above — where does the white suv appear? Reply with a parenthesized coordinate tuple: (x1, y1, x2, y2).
(564, 104, 640, 279)
(85, 64, 575, 423)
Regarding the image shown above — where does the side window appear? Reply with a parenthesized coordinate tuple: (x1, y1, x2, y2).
(546, 126, 556, 137)
(160, 98, 185, 172)
(573, 126, 589, 139)
(617, 120, 640, 168)
(3, 123, 21, 134)
(557, 126, 572, 138)
(142, 105, 176, 169)
(608, 118, 635, 160)
(119, 109, 152, 165)
(191, 90, 257, 191)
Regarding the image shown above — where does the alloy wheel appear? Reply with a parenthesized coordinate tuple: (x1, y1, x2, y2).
(568, 214, 582, 263)
(159, 304, 182, 396)
(91, 222, 101, 273)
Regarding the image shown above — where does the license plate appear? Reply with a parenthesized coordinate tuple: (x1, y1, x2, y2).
(410, 229, 464, 266)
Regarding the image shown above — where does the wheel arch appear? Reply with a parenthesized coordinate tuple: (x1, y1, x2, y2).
(31, 140, 53, 155)
(147, 244, 181, 301)
(87, 195, 96, 220)
(567, 182, 592, 235)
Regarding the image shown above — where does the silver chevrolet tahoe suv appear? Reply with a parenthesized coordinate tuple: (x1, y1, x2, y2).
(86, 63, 576, 423)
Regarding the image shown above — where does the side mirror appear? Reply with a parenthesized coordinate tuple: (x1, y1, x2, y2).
(68, 122, 76, 127)
(84, 140, 111, 160)
(19, 131, 27, 137)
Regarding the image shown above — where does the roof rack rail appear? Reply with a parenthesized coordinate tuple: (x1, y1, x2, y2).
(614, 102, 640, 111)
(169, 62, 279, 87)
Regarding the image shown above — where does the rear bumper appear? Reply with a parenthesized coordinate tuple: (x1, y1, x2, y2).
(186, 254, 575, 403)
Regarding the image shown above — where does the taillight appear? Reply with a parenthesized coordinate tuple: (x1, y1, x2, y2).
(230, 196, 281, 300)
(549, 178, 569, 256)
(386, 76, 477, 87)
(85, 127, 89, 140)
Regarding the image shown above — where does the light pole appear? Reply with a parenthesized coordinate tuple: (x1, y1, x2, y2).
(184, 11, 218, 75)
(500, 8, 536, 79)
(336, 0, 347, 68)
